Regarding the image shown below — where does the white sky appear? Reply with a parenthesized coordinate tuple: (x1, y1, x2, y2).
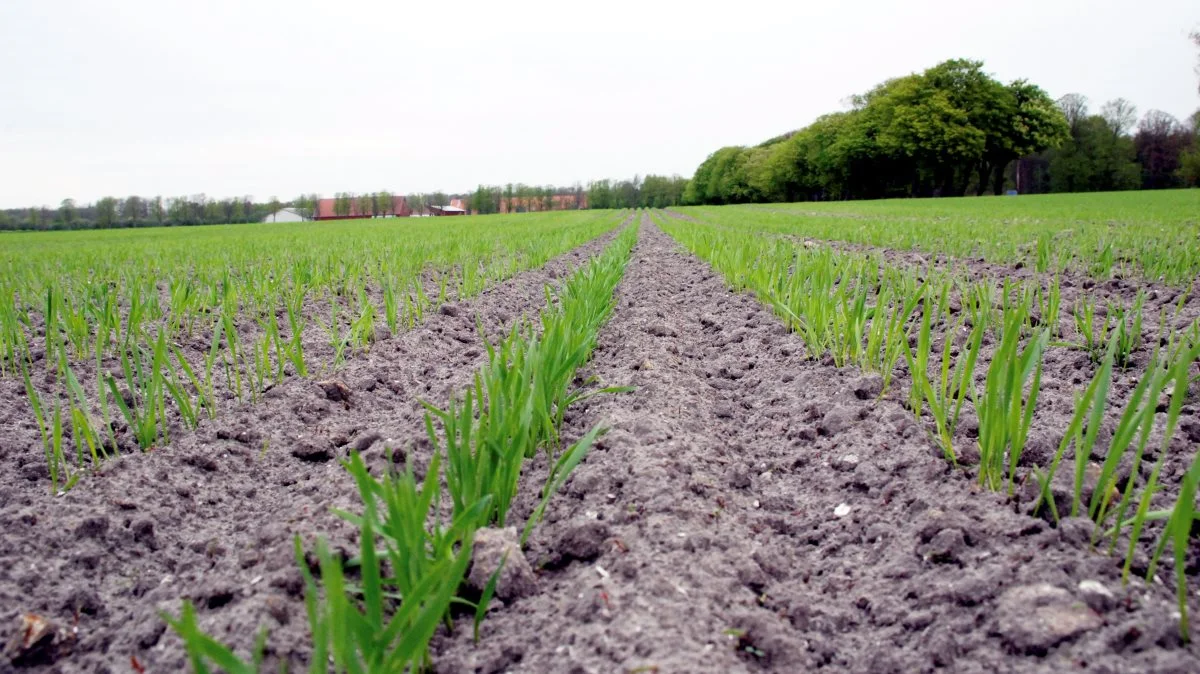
(1, 0, 1197, 208)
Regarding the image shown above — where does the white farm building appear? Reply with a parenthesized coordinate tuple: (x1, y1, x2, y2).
(264, 208, 307, 223)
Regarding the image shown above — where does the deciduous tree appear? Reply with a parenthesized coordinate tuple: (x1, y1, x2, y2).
(95, 197, 118, 228)
(58, 199, 77, 227)
(1135, 110, 1194, 189)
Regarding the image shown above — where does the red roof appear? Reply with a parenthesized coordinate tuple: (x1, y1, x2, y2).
(316, 195, 410, 219)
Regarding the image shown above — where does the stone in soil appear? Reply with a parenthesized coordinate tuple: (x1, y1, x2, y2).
(467, 527, 538, 602)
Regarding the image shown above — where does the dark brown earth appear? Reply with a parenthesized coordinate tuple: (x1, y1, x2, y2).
(3, 215, 1199, 673)
(433, 218, 1199, 673)
(0, 226, 622, 674)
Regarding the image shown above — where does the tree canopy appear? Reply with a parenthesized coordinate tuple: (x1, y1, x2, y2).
(684, 59, 1071, 204)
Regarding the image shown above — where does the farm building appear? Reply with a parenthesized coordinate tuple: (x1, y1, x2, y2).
(429, 204, 467, 216)
(500, 193, 587, 213)
(314, 195, 411, 220)
(264, 207, 307, 223)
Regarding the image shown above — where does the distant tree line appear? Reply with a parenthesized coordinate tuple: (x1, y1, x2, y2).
(683, 51, 1199, 205)
(586, 175, 689, 209)
(456, 177, 687, 214)
(8, 39, 1196, 232)
(468, 184, 578, 214)
(0, 194, 280, 231)
(1017, 97, 1199, 193)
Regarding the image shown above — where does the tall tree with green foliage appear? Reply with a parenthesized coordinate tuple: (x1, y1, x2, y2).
(587, 179, 614, 209)
(1042, 96, 1140, 192)
(376, 190, 393, 216)
(122, 195, 144, 226)
(57, 199, 77, 228)
(683, 59, 1071, 203)
(95, 197, 118, 228)
(265, 196, 282, 221)
(151, 196, 166, 225)
(974, 80, 1068, 195)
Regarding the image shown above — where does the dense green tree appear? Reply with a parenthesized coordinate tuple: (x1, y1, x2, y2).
(57, 199, 77, 227)
(975, 81, 1069, 195)
(204, 199, 223, 223)
(95, 197, 118, 228)
(168, 197, 189, 225)
(1039, 96, 1140, 193)
(376, 191, 393, 216)
(150, 196, 166, 225)
(874, 67, 990, 195)
(613, 176, 640, 208)
(1180, 146, 1200, 186)
(292, 195, 308, 219)
(231, 198, 246, 223)
(121, 195, 144, 226)
(681, 59, 1085, 203)
(587, 179, 614, 209)
(639, 174, 688, 207)
(408, 193, 426, 216)
(295, 193, 321, 220)
(1182, 108, 1200, 187)
(472, 186, 486, 214)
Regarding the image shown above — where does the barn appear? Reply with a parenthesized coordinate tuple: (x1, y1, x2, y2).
(314, 195, 412, 220)
(428, 204, 467, 216)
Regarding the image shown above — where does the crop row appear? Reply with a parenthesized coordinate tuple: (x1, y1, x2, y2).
(653, 210, 1200, 637)
(3, 211, 625, 493)
(165, 222, 640, 671)
(680, 190, 1200, 285)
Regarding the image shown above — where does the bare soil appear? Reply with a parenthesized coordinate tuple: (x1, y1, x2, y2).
(2, 217, 1198, 673)
(0, 228, 618, 673)
(433, 219, 1199, 673)
(662, 208, 1200, 540)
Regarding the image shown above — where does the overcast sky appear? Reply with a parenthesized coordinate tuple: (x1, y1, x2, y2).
(1, 0, 1197, 208)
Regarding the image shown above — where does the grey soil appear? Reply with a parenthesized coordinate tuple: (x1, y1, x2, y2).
(0, 226, 621, 673)
(664, 207, 1200, 564)
(3, 216, 1199, 674)
(433, 218, 1200, 673)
